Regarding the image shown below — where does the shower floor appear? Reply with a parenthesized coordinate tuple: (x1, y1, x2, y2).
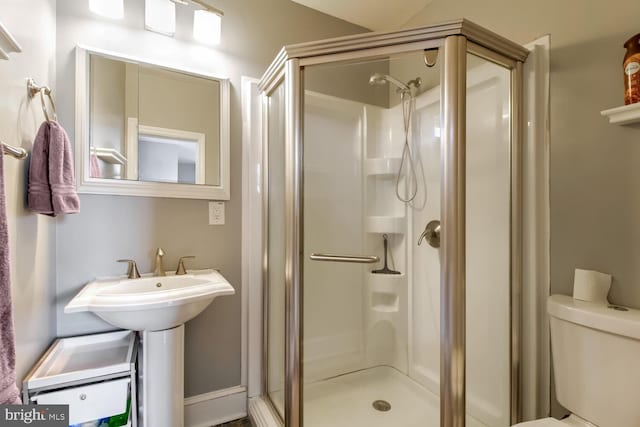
(269, 366, 485, 427)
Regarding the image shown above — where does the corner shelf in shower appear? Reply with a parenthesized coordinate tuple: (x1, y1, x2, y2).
(371, 291, 400, 313)
(366, 215, 406, 234)
(365, 157, 401, 177)
(368, 272, 406, 292)
(601, 103, 640, 125)
(368, 273, 404, 315)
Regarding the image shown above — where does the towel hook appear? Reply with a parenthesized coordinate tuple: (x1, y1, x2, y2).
(27, 78, 57, 123)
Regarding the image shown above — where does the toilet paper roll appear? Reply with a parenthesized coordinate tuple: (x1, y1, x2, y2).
(573, 268, 612, 303)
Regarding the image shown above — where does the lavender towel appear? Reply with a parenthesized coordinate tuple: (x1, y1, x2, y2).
(28, 121, 80, 216)
(0, 154, 21, 404)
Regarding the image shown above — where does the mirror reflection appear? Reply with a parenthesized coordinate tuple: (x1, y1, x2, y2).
(89, 54, 221, 186)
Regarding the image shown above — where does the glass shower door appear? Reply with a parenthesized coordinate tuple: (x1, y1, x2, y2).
(464, 52, 512, 427)
(265, 83, 286, 419)
(301, 51, 445, 427)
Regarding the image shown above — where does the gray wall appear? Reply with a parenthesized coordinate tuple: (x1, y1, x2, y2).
(54, 0, 367, 397)
(0, 0, 58, 384)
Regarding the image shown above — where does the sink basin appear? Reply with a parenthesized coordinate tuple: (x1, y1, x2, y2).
(65, 268, 234, 426)
(65, 269, 235, 331)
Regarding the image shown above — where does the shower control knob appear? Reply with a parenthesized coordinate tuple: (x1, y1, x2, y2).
(418, 220, 441, 248)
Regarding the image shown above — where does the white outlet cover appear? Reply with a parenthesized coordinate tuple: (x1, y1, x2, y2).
(209, 201, 225, 225)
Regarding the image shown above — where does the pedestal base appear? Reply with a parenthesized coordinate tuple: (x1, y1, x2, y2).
(141, 325, 184, 427)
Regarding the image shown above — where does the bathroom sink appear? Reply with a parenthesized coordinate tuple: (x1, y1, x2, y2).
(64, 269, 234, 331)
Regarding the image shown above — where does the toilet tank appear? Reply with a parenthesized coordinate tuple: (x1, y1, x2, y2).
(549, 295, 640, 427)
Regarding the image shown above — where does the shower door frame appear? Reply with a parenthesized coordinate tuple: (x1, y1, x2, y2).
(258, 19, 528, 427)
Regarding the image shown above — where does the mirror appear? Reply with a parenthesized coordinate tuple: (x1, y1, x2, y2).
(75, 46, 230, 199)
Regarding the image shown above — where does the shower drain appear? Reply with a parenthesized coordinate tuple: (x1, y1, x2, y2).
(372, 400, 392, 412)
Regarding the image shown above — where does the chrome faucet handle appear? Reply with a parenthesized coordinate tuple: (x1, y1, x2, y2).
(418, 220, 441, 248)
(117, 259, 141, 279)
(176, 256, 195, 275)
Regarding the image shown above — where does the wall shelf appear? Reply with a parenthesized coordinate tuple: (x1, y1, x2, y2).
(371, 291, 399, 313)
(366, 216, 405, 234)
(365, 157, 401, 177)
(601, 103, 640, 125)
(368, 273, 406, 292)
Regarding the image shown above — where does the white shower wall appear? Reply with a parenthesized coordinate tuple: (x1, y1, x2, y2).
(302, 91, 411, 384)
(303, 93, 367, 383)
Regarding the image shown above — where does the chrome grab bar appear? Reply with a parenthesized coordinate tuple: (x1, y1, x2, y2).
(309, 253, 380, 264)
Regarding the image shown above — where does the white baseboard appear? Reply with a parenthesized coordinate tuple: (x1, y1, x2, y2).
(184, 386, 247, 427)
(248, 396, 282, 427)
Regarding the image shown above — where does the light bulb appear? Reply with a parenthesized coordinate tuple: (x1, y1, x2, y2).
(193, 9, 221, 45)
(145, 0, 176, 36)
(89, 0, 124, 19)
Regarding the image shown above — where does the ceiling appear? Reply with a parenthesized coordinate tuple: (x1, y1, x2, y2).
(291, 0, 433, 31)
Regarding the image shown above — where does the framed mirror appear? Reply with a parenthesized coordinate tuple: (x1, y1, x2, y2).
(75, 46, 230, 199)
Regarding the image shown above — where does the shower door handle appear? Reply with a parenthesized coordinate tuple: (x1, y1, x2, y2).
(309, 253, 380, 264)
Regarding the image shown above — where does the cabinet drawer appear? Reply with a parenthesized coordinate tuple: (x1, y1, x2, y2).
(33, 378, 130, 425)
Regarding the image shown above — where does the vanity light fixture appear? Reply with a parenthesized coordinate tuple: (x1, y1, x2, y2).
(193, 9, 222, 45)
(171, 0, 223, 45)
(145, 0, 177, 36)
(88, 0, 124, 19)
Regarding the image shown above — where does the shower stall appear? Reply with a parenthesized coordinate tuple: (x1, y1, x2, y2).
(256, 19, 530, 427)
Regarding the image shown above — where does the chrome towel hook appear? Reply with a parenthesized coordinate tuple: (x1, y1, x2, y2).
(27, 78, 57, 123)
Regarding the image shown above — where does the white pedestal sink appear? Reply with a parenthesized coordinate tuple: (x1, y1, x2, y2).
(65, 269, 235, 427)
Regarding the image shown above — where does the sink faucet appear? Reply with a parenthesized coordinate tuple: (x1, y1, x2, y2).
(154, 247, 166, 276)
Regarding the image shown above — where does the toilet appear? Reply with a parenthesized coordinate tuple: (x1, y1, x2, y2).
(516, 294, 640, 427)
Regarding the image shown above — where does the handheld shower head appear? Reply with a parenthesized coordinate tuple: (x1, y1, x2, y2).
(368, 73, 410, 93)
(368, 73, 388, 86)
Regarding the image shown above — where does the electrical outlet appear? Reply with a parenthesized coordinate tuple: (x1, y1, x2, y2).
(209, 201, 225, 225)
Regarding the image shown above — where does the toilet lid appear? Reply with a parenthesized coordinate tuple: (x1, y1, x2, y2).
(514, 418, 568, 427)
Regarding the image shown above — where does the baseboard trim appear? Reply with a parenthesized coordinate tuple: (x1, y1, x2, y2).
(248, 396, 282, 427)
(185, 386, 247, 427)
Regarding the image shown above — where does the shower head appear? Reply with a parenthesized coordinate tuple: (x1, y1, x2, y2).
(368, 73, 411, 93)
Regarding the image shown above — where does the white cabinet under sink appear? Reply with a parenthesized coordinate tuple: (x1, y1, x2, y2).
(63, 269, 235, 427)
(23, 331, 138, 427)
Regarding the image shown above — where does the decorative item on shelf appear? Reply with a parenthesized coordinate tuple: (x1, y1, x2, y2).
(623, 33, 640, 105)
(372, 234, 401, 275)
(602, 34, 640, 125)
